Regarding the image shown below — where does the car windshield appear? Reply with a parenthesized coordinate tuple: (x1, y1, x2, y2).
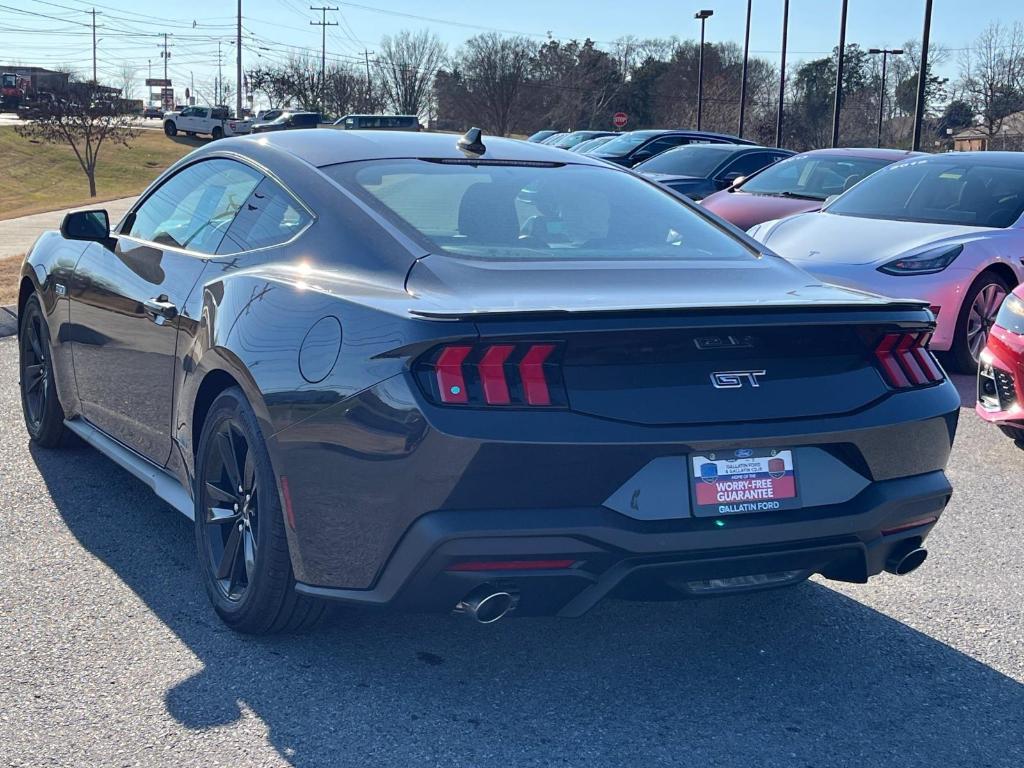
(592, 133, 653, 155)
(324, 159, 753, 262)
(827, 159, 1024, 228)
(636, 145, 737, 176)
(739, 154, 891, 200)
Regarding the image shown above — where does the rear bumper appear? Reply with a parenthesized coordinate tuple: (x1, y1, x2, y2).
(295, 469, 951, 617)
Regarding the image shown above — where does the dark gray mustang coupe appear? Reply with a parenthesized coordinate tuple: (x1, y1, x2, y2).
(17, 129, 959, 633)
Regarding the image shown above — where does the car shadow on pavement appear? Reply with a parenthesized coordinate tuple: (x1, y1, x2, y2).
(31, 440, 1024, 768)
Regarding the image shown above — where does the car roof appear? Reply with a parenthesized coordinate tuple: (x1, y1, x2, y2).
(911, 150, 1024, 167)
(798, 147, 923, 161)
(228, 129, 611, 167)
(625, 128, 751, 141)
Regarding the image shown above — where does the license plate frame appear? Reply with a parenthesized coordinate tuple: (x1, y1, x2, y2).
(689, 448, 800, 517)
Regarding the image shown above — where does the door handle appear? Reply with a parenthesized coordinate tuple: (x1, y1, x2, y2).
(143, 296, 178, 322)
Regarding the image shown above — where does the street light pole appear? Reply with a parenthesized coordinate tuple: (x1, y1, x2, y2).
(236, 0, 243, 118)
(912, 0, 934, 151)
(831, 0, 849, 147)
(694, 10, 713, 131)
(868, 48, 903, 147)
(738, 0, 752, 138)
(776, 0, 789, 148)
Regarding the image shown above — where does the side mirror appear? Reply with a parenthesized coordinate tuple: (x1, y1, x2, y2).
(632, 149, 653, 161)
(727, 174, 746, 187)
(61, 209, 109, 242)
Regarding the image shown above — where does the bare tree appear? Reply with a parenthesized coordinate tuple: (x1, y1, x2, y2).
(958, 22, 1024, 136)
(117, 63, 138, 102)
(17, 81, 137, 197)
(377, 29, 446, 116)
(456, 33, 533, 135)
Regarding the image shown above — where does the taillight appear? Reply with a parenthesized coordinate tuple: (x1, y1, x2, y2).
(420, 342, 566, 407)
(874, 332, 944, 389)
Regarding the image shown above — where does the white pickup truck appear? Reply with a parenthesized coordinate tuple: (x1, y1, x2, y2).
(162, 106, 250, 140)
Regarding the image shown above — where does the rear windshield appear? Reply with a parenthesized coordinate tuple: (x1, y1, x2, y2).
(637, 145, 736, 176)
(827, 159, 1024, 227)
(740, 154, 891, 200)
(323, 159, 753, 262)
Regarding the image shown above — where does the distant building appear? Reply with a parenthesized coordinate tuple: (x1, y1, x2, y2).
(954, 111, 1024, 152)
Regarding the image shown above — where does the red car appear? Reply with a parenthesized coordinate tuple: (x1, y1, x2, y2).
(977, 286, 1024, 439)
(701, 147, 922, 230)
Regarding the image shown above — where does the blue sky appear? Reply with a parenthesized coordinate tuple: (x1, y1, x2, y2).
(2, 0, 1018, 104)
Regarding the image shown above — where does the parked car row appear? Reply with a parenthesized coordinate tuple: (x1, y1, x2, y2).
(158, 108, 423, 139)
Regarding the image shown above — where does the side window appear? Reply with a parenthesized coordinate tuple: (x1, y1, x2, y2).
(642, 138, 677, 156)
(344, 117, 355, 128)
(295, 114, 318, 127)
(126, 159, 263, 254)
(218, 178, 312, 254)
(722, 152, 775, 179)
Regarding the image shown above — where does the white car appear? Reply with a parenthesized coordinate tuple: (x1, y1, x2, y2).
(748, 152, 1024, 371)
(162, 106, 250, 140)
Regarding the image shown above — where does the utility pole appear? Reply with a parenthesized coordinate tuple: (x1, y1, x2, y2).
(90, 9, 100, 84)
(236, 0, 243, 117)
(160, 33, 171, 81)
(310, 6, 338, 111)
(363, 48, 374, 111)
(694, 10, 713, 131)
(868, 48, 904, 147)
(912, 0, 934, 151)
(776, 0, 789, 148)
(217, 40, 223, 105)
(738, 0, 752, 138)
(831, 0, 849, 147)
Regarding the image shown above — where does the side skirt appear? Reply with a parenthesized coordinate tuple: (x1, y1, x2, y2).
(63, 418, 195, 521)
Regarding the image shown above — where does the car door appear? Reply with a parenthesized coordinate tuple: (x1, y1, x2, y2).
(70, 158, 263, 465)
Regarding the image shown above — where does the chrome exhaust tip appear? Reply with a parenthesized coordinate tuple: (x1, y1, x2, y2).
(454, 587, 517, 624)
(886, 545, 928, 576)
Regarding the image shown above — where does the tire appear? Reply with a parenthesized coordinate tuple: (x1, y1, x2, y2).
(18, 294, 66, 448)
(998, 424, 1024, 442)
(193, 387, 323, 634)
(950, 271, 1011, 374)
(211, 126, 224, 140)
(164, 120, 177, 137)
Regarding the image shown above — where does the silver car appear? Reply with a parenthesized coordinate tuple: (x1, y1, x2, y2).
(748, 152, 1024, 371)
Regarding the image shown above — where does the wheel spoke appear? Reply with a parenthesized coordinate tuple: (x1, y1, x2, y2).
(243, 528, 257, 582)
(207, 505, 239, 523)
(216, 522, 243, 580)
(243, 453, 256, 493)
(24, 364, 44, 393)
(216, 427, 242, 492)
(205, 481, 237, 505)
(28, 322, 43, 360)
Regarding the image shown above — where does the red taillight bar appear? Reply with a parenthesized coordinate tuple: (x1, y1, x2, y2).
(874, 332, 944, 389)
(519, 343, 556, 406)
(435, 345, 472, 404)
(478, 344, 515, 405)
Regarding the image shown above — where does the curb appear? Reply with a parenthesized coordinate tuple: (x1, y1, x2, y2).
(0, 305, 17, 339)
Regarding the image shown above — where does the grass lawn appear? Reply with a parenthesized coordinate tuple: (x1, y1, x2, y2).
(1, 255, 21, 306)
(0, 126, 202, 221)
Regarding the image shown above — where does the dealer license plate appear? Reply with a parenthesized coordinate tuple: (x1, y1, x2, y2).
(690, 448, 800, 517)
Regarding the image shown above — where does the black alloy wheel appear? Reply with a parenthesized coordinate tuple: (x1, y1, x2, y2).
(201, 417, 260, 602)
(18, 294, 66, 447)
(193, 387, 323, 633)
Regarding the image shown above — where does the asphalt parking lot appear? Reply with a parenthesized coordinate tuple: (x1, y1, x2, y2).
(0, 336, 1021, 768)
